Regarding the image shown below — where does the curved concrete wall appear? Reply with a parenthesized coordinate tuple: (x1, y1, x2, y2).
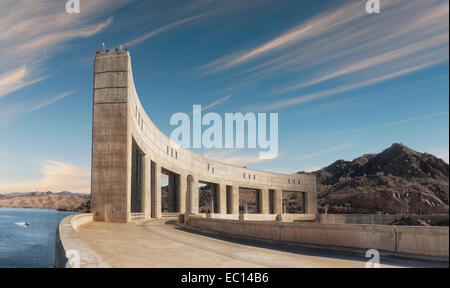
(55, 214, 110, 268)
(319, 214, 449, 225)
(91, 50, 317, 223)
(189, 217, 449, 261)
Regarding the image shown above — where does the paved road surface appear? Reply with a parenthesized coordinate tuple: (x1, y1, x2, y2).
(78, 222, 447, 268)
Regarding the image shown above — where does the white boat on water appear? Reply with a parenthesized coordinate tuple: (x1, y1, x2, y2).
(15, 222, 30, 228)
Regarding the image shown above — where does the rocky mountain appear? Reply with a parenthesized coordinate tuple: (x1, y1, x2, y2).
(300, 143, 449, 215)
(0, 191, 90, 212)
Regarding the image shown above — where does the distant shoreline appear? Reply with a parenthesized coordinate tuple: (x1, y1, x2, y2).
(0, 192, 90, 213)
(0, 207, 80, 213)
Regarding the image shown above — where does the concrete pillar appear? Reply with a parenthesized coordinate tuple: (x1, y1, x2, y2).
(231, 185, 240, 214)
(143, 155, 151, 219)
(260, 188, 270, 214)
(275, 189, 283, 214)
(155, 162, 162, 219)
(188, 176, 199, 214)
(193, 178, 199, 214)
(187, 175, 193, 214)
(179, 174, 187, 214)
(306, 190, 317, 214)
(218, 183, 227, 214)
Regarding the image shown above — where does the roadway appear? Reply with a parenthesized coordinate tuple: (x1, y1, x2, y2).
(78, 222, 447, 268)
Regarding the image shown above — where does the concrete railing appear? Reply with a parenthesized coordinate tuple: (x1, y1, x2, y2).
(71, 213, 94, 231)
(189, 217, 449, 261)
(130, 213, 145, 222)
(240, 214, 278, 221)
(319, 214, 448, 225)
(198, 213, 316, 222)
(55, 214, 111, 268)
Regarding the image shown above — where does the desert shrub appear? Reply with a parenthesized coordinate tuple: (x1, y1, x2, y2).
(338, 176, 351, 184)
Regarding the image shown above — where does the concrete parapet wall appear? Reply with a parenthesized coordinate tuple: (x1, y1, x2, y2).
(319, 214, 448, 225)
(71, 214, 94, 231)
(55, 214, 110, 268)
(189, 217, 449, 261)
(201, 213, 316, 222)
(206, 213, 240, 220)
(240, 214, 278, 221)
(395, 226, 449, 257)
(279, 214, 317, 222)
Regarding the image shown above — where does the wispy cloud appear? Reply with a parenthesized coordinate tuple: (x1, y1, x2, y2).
(0, 160, 90, 194)
(203, 149, 268, 166)
(192, 0, 448, 110)
(0, 0, 130, 99)
(190, 95, 233, 114)
(293, 141, 353, 161)
(277, 33, 449, 94)
(340, 112, 449, 134)
(248, 61, 444, 111)
(0, 67, 45, 99)
(128, 14, 203, 47)
(0, 91, 74, 125)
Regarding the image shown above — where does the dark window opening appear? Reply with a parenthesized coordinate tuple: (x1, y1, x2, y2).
(282, 191, 306, 214)
(131, 140, 144, 213)
(198, 181, 218, 214)
(239, 187, 261, 214)
(161, 168, 180, 213)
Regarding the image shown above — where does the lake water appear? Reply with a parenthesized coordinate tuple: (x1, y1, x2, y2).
(0, 208, 77, 268)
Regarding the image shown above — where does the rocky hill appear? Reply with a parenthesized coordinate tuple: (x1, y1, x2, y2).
(300, 143, 449, 215)
(0, 191, 90, 212)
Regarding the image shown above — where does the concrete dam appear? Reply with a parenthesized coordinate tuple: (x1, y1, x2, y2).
(55, 49, 448, 268)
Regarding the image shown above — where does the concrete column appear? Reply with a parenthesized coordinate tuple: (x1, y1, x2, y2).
(231, 185, 240, 214)
(187, 175, 199, 214)
(260, 188, 270, 214)
(155, 162, 162, 219)
(187, 175, 193, 214)
(217, 183, 227, 214)
(192, 177, 199, 214)
(275, 189, 283, 214)
(143, 155, 151, 219)
(306, 190, 317, 214)
(179, 174, 187, 214)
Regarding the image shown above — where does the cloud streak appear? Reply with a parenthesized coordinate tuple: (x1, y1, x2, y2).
(248, 60, 444, 111)
(0, 91, 74, 125)
(128, 14, 204, 47)
(0, 0, 130, 99)
(192, 0, 448, 111)
(340, 112, 449, 134)
(293, 141, 353, 161)
(203, 149, 268, 166)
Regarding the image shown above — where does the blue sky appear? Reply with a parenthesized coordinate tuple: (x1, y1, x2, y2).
(0, 0, 448, 194)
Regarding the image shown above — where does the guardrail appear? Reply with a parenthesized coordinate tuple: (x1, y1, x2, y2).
(189, 217, 449, 261)
(55, 214, 110, 268)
